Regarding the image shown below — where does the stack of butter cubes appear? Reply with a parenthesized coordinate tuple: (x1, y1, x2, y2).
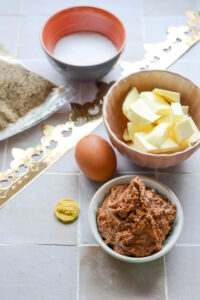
(122, 87, 200, 154)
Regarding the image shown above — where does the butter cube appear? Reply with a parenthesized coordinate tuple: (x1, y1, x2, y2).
(140, 91, 170, 116)
(170, 103, 183, 123)
(150, 138, 184, 154)
(179, 138, 192, 148)
(134, 132, 157, 153)
(168, 129, 177, 142)
(174, 117, 194, 143)
(188, 117, 200, 144)
(122, 87, 139, 117)
(146, 123, 170, 147)
(127, 98, 160, 124)
(155, 115, 171, 125)
(153, 88, 180, 103)
(182, 105, 189, 115)
(127, 121, 153, 141)
(169, 128, 190, 148)
(123, 128, 131, 141)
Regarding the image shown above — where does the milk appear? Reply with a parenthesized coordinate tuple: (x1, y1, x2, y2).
(53, 32, 117, 66)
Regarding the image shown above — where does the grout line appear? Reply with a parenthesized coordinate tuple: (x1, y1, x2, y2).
(176, 243, 200, 247)
(157, 171, 200, 175)
(140, 0, 146, 46)
(164, 256, 169, 300)
(0, 284, 75, 290)
(116, 171, 155, 174)
(15, 0, 24, 58)
(76, 173, 81, 300)
(76, 174, 81, 300)
(77, 245, 80, 300)
(45, 168, 156, 177)
(45, 171, 80, 176)
(79, 244, 98, 247)
(196, 0, 199, 11)
(2, 140, 8, 171)
(0, 242, 98, 247)
(0, 13, 55, 17)
(78, 173, 81, 245)
(4, 56, 200, 63)
(1, 242, 200, 247)
(0, 242, 77, 246)
(19, 0, 24, 15)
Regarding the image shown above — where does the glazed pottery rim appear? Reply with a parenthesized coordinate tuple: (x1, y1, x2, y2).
(88, 174, 184, 263)
(103, 69, 200, 158)
(41, 6, 126, 68)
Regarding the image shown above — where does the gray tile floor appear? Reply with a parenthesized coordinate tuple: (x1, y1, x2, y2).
(0, 244, 77, 300)
(79, 246, 166, 300)
(0, 0, 200, 299)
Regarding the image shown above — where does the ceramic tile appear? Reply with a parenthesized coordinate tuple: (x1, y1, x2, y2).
(83, 0, 142, 18)
(181, 42, 200, 61)
(79, 246, 165, 300)
(158, 174, 200, 244)
(79, 175, 102, 244)
(169, 60, 200, 87)
(79, 172, 155, 244)
(47, 148, 80, 173)
(0, 16, 20, 56)
(18, 16, 49, 59)
(161, 149, 200, 173)
(118, 16, 144, 62)
(144, 16, 187, 44)
(166, 246, 200, 300)
(23, 0, 82, 15)
(0, 244, 77, 300)
(0, 174, 79, 244)
(142, 0, 197, 16)
(0, 0, 21, 15)
(0, 286, 72, 300)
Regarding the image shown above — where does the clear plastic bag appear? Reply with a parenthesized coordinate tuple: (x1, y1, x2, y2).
(0, 45, 76, 141)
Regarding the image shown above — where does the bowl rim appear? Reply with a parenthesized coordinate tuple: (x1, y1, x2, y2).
(40, 6, 126, 68)
(103, 69, 200, 158)
(88, 174, 184, 263)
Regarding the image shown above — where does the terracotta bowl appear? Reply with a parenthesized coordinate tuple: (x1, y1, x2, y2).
(41, 6, 126, 81)
(103, 70, 200, 169)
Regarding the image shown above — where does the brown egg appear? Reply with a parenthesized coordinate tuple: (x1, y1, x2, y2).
(75, 134, 117, 182)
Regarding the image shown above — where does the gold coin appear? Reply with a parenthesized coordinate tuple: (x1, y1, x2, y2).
(54, 199, 79, 223)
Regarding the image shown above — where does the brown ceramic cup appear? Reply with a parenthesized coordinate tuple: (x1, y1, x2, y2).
(103, 70, 200, 169)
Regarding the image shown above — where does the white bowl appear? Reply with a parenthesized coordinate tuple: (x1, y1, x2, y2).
(88, 175, 184, 263)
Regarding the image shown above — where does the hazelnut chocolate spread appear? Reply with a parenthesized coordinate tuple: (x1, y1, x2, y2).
(97, 176, 176, 257)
